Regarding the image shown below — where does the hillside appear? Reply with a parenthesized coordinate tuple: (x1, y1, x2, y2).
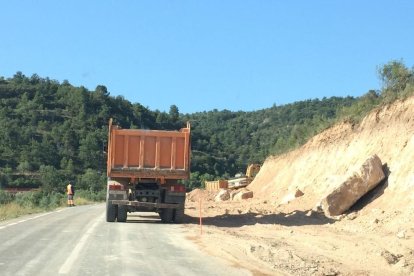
(250, 95, 414, 231)
(184, 95, 414, 275)
(0, 60, 411, 194)
(0, 72, 357, 192)
(187, 96, 356, 185)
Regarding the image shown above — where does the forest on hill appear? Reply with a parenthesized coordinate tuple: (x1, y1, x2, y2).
(0, 60, 412, 192)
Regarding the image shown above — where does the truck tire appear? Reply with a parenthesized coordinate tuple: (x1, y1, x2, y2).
(117, 205, 127, 222)
(160, 209, 174, 223)
(106, 201, 117, 222)
(173, 208, 185, 223)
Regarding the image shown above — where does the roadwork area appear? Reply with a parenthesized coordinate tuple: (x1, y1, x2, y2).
(183, 198, 414, 276)
(182, 97, 414, 276)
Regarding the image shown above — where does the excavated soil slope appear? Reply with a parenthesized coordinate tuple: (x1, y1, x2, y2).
(184, 97, 414, 275)
(249, 96, 414, 231)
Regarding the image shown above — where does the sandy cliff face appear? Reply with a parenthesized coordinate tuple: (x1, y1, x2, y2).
(184, 97, 414, 275)
(249, 96, 414, 229)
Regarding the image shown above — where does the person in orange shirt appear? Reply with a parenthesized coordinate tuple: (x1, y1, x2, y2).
(66, 183, 75, 207)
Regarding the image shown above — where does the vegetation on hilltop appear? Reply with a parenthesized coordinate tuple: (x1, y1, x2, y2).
(0, 74, 180, 192)
(0, 60, 412, 192)
(184, 96, 356, 186)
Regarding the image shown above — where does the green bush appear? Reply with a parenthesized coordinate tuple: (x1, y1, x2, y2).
(38, 192, 65, 209)
(0, 190, 14, 204)
(10, 189, 104, 209)
(78, 169, 106, 192)
(74, 189, 106, 202)
(49, 192, 66, 207)
(14, 191, 65, 209)
(14, 191, 42, 208)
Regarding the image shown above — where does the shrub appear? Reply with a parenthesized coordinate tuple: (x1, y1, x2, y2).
(14, 191, 43, 208)
(74, 189, 106, 202)
(0, 190, 14, 205)
(38, 192, 65, 209)
(78, 169, 106, 192)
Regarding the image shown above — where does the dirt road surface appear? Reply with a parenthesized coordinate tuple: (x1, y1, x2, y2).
(183, 198, 414, 276)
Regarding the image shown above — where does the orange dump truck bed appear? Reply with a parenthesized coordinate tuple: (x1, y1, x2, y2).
(107, 119, 191, 180)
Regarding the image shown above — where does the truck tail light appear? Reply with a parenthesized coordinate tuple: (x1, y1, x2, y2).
(170, 184, 186, 193)
(108, 183, 124, 190)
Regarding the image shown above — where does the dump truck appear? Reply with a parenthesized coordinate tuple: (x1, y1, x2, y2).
(106, 119, 191, 223)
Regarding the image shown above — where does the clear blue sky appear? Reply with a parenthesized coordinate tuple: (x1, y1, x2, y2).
(1, 1, 413, 114)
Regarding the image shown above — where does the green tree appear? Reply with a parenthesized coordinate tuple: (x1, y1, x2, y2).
(169, 104, 179, 123)
(79, 131, 101, 169)
(39, 165, 64, 193)
(378, 60, 413, 100)
(79, 169, 105, 192)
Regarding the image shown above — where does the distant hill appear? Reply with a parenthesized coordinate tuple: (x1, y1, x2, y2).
(0, 60, 412, 191)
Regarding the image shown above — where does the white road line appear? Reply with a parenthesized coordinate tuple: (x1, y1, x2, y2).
(58, 213, 104, 274)
(0, 208, 69, 230)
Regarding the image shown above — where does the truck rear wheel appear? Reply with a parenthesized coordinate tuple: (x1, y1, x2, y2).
(106, 201, 117, 222)
(117, 205, 127, 222)
(160, 209, 174, 223)
(173, 208, 185, 223)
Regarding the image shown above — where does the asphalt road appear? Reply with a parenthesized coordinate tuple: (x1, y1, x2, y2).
(0, 204, 250, 276)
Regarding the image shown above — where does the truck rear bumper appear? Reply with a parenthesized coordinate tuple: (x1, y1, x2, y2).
(111, 200, 180, 209)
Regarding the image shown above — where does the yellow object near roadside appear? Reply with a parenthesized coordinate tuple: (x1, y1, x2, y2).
(204, 164, 261, 191)
(66, 184, 73, 195)
(66, 183, 75, 207)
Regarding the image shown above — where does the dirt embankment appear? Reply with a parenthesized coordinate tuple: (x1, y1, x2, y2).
(183, 97, 414, 275)
(249, 96, 414, 231)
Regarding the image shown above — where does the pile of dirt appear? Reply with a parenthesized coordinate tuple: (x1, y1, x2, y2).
(183, 96, 414, 275)
(186, 188, 216, 202)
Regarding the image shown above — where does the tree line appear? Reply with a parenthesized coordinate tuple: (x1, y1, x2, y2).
(0, 60, 412, 191)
